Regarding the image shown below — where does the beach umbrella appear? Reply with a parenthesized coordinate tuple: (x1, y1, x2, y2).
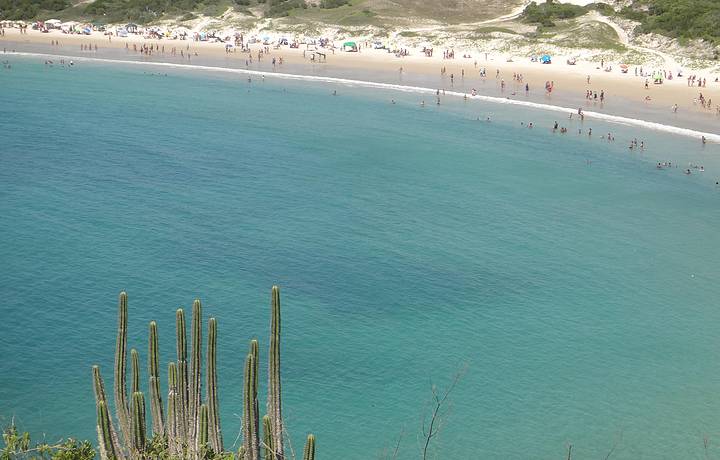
(343, 41, 356, 47)
(541, 54, 551, 64)
(620, 64, 628, 70)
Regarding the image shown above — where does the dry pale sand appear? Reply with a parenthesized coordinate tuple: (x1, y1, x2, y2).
(3, 27, 720, 130)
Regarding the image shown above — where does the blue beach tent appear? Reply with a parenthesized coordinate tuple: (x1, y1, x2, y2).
(541, 54, 552, 64)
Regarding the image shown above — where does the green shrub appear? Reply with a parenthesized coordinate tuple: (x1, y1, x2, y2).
(1, 423, 95, 460)
(639, 0, 720, 44)
(522, 0, 586, 24)
(320, 0, 349, 8)
(0, 0, 68, 20)
(267, 0, 305, 17)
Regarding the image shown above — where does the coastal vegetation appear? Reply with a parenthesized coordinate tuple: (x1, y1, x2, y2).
(81, 0, 239, 24)
(621, 0, 720, 45)
(4, 287, 310, 460)
(521, 0, 588, 27)
(0, 0, 68, 21)
(1, 424, 95, 459)
(521, 0, 719, 46)
(89, 287, 315, 459)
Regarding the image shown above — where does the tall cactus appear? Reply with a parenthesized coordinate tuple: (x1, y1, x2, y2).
(198, 404, 209, 449)
(250, 339, 259, 448)
(262, 415, 275, 460)
(131, 391, 147, 454)
(206, 317, 222, 453)
(114, 291, 131, 445)
(96, 401, 118, 460)
(148, 321, 164, 438)
(166, 362, 180, 457)
(243, 351, 260, 460)
(176, 308, 189, 443)
(267, 286, 284, 460)
(189, 299, 203, 448)
(92, 287, 314, 459)
(130, 349, 140, 395)
(92, 366, 123, 460)
(302, 435, 315, 460)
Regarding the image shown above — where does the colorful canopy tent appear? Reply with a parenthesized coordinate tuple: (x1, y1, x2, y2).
(541, 54, 552, 64)
(343, 41, 357, 52)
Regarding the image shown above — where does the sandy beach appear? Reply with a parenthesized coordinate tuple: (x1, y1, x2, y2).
(2, 27, 719, 135)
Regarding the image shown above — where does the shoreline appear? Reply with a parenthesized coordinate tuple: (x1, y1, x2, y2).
(4, 47, 720, 143)
(3, 28, 720, 119)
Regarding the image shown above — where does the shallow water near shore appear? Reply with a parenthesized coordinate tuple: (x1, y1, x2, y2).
(2, 57, 720, 459)
(3, 41, 720, 135)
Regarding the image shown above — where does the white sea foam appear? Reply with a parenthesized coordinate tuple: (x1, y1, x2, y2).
(8, 51, 720, 143)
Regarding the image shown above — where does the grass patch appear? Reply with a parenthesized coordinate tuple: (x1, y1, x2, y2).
(550, 21, 625, 51)
(474, 26, 518, 34)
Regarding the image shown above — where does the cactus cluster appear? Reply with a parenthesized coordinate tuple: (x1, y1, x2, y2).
(91, 287, 315, 459)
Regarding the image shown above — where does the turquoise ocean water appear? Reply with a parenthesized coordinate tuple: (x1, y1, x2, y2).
(2, 57, 720, 459)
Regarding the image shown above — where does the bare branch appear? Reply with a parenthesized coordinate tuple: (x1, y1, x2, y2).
(391, 427, 404, 460)
(283, 424, 296, 460)
(420, 365, 467, 460)
(604, 430, 623, 460)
